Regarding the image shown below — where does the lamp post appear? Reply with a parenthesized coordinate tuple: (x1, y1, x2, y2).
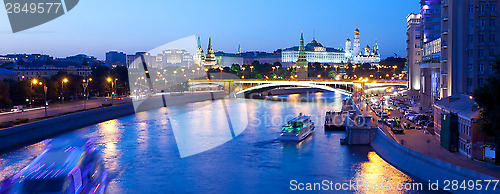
(107, 77, 116, 104)
(61, 78, 68, 103)
(43, 83, 47, 117)
(250, 66, 254, 79)
(324, 65, 328, 78)
(219, 67, 223, 79)
(82, 78, 90, 110)
(30, 79, 38, 108)
(241, 67, 246, 79)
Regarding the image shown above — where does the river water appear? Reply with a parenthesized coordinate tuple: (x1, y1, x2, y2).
(0, 92, 435, 193)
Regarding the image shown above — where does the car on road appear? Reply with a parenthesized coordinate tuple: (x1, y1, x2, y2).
(10, 106, 22, 112)
(417, 120, 429, 126)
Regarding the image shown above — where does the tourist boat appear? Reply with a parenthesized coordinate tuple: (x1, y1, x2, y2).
(0, 138, 107, 194)
(280, 113, 315, 141)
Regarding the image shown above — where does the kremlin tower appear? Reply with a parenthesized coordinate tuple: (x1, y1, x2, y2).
(195, 35, 205, 66)
(204, 36, 217, 68)
(295, 31, 308, 79)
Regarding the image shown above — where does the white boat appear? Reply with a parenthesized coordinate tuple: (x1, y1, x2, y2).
(280, 113, 315, 141)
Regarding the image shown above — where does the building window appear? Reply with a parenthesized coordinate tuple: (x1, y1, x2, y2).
(469, 64, 473, 71)
(469, 5, 474, 13)
(469, 35, 474, 43)
(480, 19, 485, 29)
(479, 78, 484, 86)
(479, 63, 484, 72)
(490, 19, 496, 27)
(479, 34, 485, 43)
(491, 3, 497, 13)
(467, 78, 473, 86)
(468, 49, 474, 57)
(490, 48, 495, 57)
(479, 49, 484, 57)
(490, 34, 496, 42)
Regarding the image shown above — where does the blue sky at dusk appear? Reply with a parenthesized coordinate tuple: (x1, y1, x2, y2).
(0, 0, 419, 60)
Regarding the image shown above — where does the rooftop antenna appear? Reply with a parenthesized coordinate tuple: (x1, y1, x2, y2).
(313, 28, 315, 40)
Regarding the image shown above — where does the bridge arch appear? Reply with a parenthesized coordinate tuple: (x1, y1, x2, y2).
(235, 81, 353, 97)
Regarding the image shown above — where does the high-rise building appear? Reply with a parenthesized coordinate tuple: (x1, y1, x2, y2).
(418, 0, 443, 108)
(440, 0, 499, 98)
(421, 0, 441, 44)
(296, 32, 308, 79)
(406, 13, 423, 101)
(106, 51, 126, 67)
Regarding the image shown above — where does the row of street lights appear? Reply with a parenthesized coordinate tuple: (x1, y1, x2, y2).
(28, 77, 96, 117)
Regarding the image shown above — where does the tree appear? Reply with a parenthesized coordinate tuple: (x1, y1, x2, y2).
(473, 56, 500, 164)
(328, 70, 338, 78)
(230, 64, 241, 72)
(0, 81, 12, 108)
(254, 74, 263, 79)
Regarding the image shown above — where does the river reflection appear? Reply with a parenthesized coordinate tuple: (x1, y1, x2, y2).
(0, 92, 435, 193)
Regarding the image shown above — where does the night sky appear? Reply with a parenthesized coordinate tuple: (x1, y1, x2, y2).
(0, 0, 419, 59)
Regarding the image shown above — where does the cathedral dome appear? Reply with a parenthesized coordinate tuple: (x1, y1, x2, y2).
(306, 39, 323, 48)
(346, 38, 351, 42)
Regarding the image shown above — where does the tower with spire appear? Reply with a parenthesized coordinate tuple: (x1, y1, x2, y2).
(238, 43, 241, 54)
(296, 31, 308, 79)
(373, 40, 379, 57)
(353, 27, 361, 56)
(204, 36, 217, 68)
(195, 35, 205, 66)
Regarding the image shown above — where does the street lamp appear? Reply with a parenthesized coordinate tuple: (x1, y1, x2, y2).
(219, 67, 223, 79)
(324, 65, 328, 78)
(43, 82, 47, 117)
(30, 78, 38, 108)
(82, 78, 92, 110)
(250, 66, 254, 79)
(61, 78, 68, 103)
(107, 77, 117, 104)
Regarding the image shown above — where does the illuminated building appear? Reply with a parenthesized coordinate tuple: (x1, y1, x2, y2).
(106, 51, 126, 68)
(406, 13, 422, 92)
(214, 51, 243, 67)
(282, 28, 380, 67)
(353, 27, 361, 56)
(281, 34, 345, 67)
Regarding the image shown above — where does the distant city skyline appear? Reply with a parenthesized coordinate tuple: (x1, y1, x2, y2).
(0, 0, 419, 60)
